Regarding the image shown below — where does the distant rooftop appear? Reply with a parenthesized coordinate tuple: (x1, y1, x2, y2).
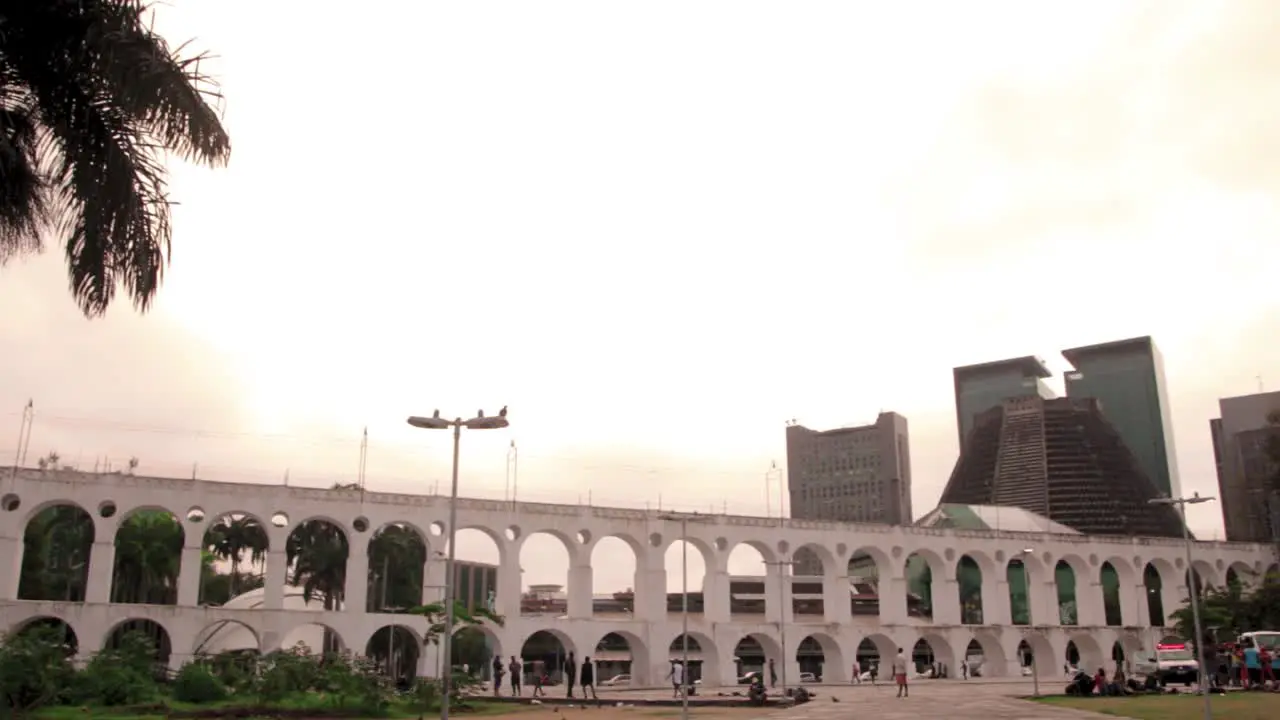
(1061, 336, 1154, 367)
(953, 355, 1052, 380)
(916, 503, 1081, 535)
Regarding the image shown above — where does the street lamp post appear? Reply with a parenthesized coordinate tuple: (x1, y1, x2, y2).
(407, 408, 509, 720)
(1149, 493, 1216, 720)
(762, 558, 796, 696)
(658, 512, 713, 720)
(1018, 548, 1039, 697)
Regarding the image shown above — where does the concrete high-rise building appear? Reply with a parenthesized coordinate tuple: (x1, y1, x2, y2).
(953, 356, 1056, 448)
(786, 413, 912, 575)
(1062, 336, 1181, 499)
(1211, 390, 1280, 543)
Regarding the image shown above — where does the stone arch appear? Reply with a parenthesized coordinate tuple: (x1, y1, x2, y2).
(1114, 632, 1144, 670)
(1014, 633, 1054, 678)
(1189, 559, 1218, 594)
(192, 618, 260, 655)
(855, 633, 894, 678)
(791, 542, 836, 576)
(1099, 560, 1123, 626)
(367, 624, 422, 687)
(795, 632, 845, 683)
(1006, 552, 1044, 625)
(19, 498, 97, 535)
(453, 524, 507, 561)
(104, 617, 173, 666)
(846, 545, 890, 619)
(964, 631, 1007, 678)
(726, 538, 778, 565)
(1066, 633, 1106, 674)
(846, 544, 891, 579)
(904, 547, 947, 621)
(518, 628, 577, 682)
(1226, 561, 1256, 589)
(1144, 558, 1176, 626)
(366, 522, 428, 612)
(731, 632, 782, 677)
(284, 518, 349, 614)
(201, 512, 271, 605)
(517, 527, 580, 560)
(591, 630, 650, 685)
(1053, 554, 1089, 626)
(111, 507, 185, 605)
(914, 631, 957, 673)
(955, 552, 988, 625)
(279, 620, 346, 654)
(11, 616, 80, 655)
(454, 622, 503, 680)
(17, 501, 95, 602)
(668, 631, 718, 687)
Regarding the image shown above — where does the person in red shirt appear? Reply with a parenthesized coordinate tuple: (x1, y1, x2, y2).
(1261, 648, 1274, 684)
(1094, 668, 1107, 695)
(1238, 647, 1249, 689)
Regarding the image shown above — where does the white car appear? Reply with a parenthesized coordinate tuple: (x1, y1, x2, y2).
(799, 672, 819, 683)
(601, 674, 631, 686)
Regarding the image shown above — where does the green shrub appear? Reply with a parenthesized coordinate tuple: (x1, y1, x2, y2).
(0, 625, 77, 712)
(67, 631, 159, 706)
(172, 662, 227, 704)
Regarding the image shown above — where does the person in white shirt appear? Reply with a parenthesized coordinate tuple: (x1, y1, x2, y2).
(668, 660, 685, 698)
(893, 648, 909, 698)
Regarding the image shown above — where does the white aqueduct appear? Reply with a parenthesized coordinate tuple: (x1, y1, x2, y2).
(1, 469, 1276, 686)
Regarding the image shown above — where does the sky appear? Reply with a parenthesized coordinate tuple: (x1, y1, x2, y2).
(3, 0, 1280, 596)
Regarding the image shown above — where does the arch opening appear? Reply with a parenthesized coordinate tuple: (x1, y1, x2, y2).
(444, 528, 502, 616)
(520, 630, 576, 685)
(366, 625, 421, 688)
(664, 538, 710, 615)
(856, 634, 895, 680)
(1007, 558, 1032, 625)
(14, 616, 79, 656)
(847, 549, 885, 618)
(285, 519, 349, 613)
(18, 503, 94, 602)
(913, 633, 955, 678)
(727, 542, 770, 619)
(591, 536, 640, 616)
(1017, 635, 1055, 679)
(796, 633, 843, 683)
(1055, 560, 1078, 625)
(1066, 635, 1105, 675)
(280, 622, 345, 655)
(1101, 562, 1122, 627)
(201, 513, 269, 606)
(1144, 563, 1166, 626)
(957, 554, 983, 624)
(455, 624, 502, 682)
(106, 619, 172, 668)
(732, 633, 780, 680)
(594, 631, 649, 686)
(791, 544, 831, 618)
(367, 523, 427, 613)
(669, 632, 717, 686)
(519, 532, 573, 617)
(193, 618, 260, 656)
(904, 552, 938, 621)
(964, 635, 1007, 678)
(112, 509, 185, 605)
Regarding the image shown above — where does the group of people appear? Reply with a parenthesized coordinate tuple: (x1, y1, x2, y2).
(491, 653, 598, 699)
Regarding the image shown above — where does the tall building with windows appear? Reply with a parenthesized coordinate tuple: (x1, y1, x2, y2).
(953, 356, 1056, 448)
(1062, 336, 1181, 499)
(1211, 390, 1280, 542)
(786, 412, 912, 574)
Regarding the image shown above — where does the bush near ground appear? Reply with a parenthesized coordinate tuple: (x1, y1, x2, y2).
(0, 627, 484, 718)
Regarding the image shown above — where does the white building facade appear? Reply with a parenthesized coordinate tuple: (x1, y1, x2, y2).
(2, 469, 1276, 686)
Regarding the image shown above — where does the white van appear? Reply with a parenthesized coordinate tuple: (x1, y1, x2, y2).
(1132, 642, 1198, 686)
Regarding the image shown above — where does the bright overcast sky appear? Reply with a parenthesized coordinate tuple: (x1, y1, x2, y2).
(3, 1, 1280, 594)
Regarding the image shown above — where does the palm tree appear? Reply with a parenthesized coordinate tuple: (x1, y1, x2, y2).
(18, 505, 93, 601)
(0, 0, 231, 317)
(286, 520, 348, 652)
(205, 515, 268, 598)
(111, 510, 183, 604)
(367, 525, 426, 612)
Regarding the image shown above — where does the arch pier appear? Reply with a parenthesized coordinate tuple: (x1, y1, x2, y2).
(1, 469, 1274, 686)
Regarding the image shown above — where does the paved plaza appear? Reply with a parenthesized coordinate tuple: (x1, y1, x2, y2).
(564, 680, 1117, 720)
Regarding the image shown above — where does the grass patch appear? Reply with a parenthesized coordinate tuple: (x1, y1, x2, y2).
(1036, 692, 1280, 720)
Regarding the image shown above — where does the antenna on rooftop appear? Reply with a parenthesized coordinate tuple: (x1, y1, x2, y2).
(1258, 375, 1265, 393)
(358, 426, 368, 497)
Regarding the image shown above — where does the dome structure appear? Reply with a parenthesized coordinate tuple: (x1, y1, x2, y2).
(195, 586, 331, 655)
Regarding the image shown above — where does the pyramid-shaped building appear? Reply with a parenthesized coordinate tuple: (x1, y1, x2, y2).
(939, 395, 1185, 538)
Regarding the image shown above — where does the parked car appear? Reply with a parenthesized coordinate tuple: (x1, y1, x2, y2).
(799, 672, 819, 683)
(601, 674, 631, 686)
